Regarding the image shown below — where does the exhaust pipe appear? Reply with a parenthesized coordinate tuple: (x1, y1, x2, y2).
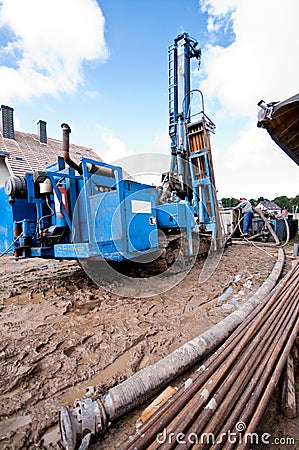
(61, 123, 82, 174)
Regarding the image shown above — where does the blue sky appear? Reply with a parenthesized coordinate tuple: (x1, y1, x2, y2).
(0, 0, 298, 200)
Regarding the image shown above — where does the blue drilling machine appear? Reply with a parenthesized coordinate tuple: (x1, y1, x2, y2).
(4, 33, 223, 270)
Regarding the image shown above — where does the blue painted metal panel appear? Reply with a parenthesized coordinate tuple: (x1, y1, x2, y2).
(125, 188, 159, 253)
(14, 198, 36, 223)
(1, 154, 199, 261)
(156, 201, 193, 228)
(31, 247, 54, 258)
(156, 201, 195, 256)
(0, 187, 36, 254)
(54, 243, 90, 259)
(73, 178, 88, 243)
(90, 191, 122, 244)
(53, 242, 124, 261)
(48, 160, 160, 261)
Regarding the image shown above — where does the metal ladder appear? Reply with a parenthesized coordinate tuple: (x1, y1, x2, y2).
(168, 43, 178, 140)
(187, 113, 219, 235)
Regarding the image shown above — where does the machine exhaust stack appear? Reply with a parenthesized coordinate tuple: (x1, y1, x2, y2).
(61, 123, 82, 174)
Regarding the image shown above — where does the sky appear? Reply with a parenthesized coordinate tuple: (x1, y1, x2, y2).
(0, 0, 298, 200)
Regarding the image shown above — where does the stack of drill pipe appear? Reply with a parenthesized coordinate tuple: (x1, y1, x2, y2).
(118, 260, 299, 450)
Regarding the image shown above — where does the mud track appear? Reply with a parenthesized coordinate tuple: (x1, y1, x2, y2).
(0, 245, 298, 449)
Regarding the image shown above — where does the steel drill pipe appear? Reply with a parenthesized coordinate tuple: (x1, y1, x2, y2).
(224, 309, 299, 450)
(118, 261, 291, 450)
(117, 311, 265, 450)
(234, 310, 299, 449)
(197, 289, 299, 450)
(118, 281, 285, 450)
(242, 313, 299, 440)
(118, 260, 299, 450)
(173, 269, 298, 449)
(121, 266, 297, 450)
(179, 269, 298, 449)
(186, 294, 298, 450)
(234, 283, 299, 447)
(157, 307, 284, 450)
(162, 280, 298, 450)
(211, 284, 299, 449)
(118, 254, 290, 450)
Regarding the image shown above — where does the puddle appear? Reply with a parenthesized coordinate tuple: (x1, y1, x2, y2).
(217, 286, 233, 305)
(139, 352, 151, 370)
(41, 348, 131, 447)
(60, 349, 132, 406)
(41, 425, 60, 446)
(0, 415, 32, 436)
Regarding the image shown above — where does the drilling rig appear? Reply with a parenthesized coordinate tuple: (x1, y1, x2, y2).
(4, 33, 223, 272)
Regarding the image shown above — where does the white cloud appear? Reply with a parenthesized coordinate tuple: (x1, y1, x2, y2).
(97, 127, 135, 163)
(213, 121, 299, 199)
(93, 125, 170, 185)
(154, 132, 170, 153)
(200, 0, 299, 117)
(200, 0, 237, 16)
(200, 0, 237, 33)
(0, 0, 108, 102)
(199, 0, 299, 198)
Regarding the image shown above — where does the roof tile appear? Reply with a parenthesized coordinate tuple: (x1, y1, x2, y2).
(1, 130, 102, 176)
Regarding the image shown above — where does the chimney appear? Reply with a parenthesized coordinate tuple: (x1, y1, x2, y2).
(0, 105, 14, 139)
(37, 120, 47, 144)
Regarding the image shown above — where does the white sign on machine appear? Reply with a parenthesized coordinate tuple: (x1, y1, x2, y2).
(131, 200, 152, 214)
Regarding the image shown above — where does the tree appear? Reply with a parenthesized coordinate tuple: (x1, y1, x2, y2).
(221, 197, 239, 208)
(221, 195, 299, 211)
(257, 196, 268, 203)
(273, 196, 291, 210)
(249, 198, 258, 206)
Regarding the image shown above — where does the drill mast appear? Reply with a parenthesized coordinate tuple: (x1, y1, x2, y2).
(168, 32, 221, 244)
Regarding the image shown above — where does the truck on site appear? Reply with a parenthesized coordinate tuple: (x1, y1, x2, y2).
(4, 33, 223, 275)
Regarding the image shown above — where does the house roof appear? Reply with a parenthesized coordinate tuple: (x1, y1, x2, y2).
(257, 200, 281, 211)
(257, 93, 299, 166)
(0, 130, 102, 177)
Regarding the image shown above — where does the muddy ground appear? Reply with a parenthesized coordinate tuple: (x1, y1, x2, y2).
(0, 244, 298, 449)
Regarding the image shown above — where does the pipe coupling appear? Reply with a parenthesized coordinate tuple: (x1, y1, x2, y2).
(59, 387, 108, 450)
